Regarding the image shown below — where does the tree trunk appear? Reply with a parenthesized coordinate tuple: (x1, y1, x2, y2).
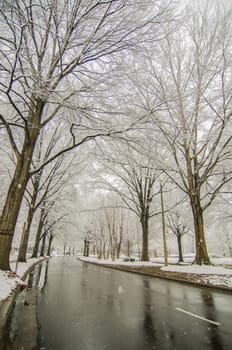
(98, 241, 102, 259)
(116, 224, 123, 259)
(116, 242, 121, 259)
(136, 231, 141, 260)
(103, 241, 107, 259)
(47, 235, 53, 256)
(141, 214, 149, 261)
(0, 157, 33, 270)
(31, 207, 45, 258)
(191, 196, 211, 265)
(18, 175, 40, 262)
(86, 243, 89, 257)
(0, 99, 44, 270)
(83, 240, 86, 256)
(177, 234, 184, 263)
(97, 240, 102, 259)
(18, 206, 34, 262)
(127, 240, 131, 257)
(83, 240, 90, 257)
(40, 233, 46, 257)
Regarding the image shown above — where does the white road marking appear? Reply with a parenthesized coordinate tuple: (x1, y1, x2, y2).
(176, 307, 221, 326)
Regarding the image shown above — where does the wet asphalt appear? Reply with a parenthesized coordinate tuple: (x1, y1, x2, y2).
(2, 256, 232, 350)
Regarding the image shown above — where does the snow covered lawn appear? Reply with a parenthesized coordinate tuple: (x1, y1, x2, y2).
(0, 257, 45, 302)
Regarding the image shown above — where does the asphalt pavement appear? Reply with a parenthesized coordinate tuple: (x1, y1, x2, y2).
(2, 256, 232, 350)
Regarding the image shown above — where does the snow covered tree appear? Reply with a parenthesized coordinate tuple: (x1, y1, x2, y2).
(126, 2, 232, 264)
(95, 141, 161, 261)
(0, 0, 172, 270)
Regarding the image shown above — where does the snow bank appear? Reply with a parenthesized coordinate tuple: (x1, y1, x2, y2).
(0, 270, 25, 301)
(161, 264, 232, 289)
(202, 276, 232, 289)
(161, 264, 232, 275)
(0, 257, 45, 302)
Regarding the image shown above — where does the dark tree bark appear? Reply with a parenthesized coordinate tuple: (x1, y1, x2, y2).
(83, 239, 90, 257)
(47, 234, 54, 256)
(31, 206, 46, 258)
(18, 184, 38, 262)
(191, 196, 210, 265)
(126, 240, 132, 257)
(40, 232, 47, 257)
(177, 234, 184, 263)
(141, 214, 149, 261)
(0, 100, 44, 270)
(116, 225, 123, 259)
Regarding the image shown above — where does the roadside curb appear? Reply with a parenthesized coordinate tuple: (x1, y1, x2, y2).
(0, 257, 48, 341)
(78, 258, 232, 293)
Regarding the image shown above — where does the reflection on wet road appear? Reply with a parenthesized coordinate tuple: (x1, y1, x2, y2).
(37, 257, 232, 350)
(0, 260, 49, 350)
(1, 257, 232, 350)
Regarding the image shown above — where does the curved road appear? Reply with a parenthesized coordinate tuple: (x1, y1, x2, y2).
(3, 257, 232, 349)
(38, 257, 232, 350)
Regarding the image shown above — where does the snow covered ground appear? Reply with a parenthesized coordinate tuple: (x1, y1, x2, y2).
(0, 257, 45, 302)
(160, 263, 232, 289)
(151, 256, 232, 266)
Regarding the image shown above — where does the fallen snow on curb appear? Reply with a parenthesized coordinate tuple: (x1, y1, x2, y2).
(0, 257, 45, 301)
(0, 270, 25, 301)
(202, 276, 232, 289)
(161, 264, 232, 275)
(161, 264, 232, 289)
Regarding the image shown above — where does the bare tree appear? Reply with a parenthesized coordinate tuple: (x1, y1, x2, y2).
(83, 228, 94, 257)
(128, 2, 232, 264)
(0, 0, 173, 270)
(40, 212, 67, 257)
(18, 127, 66, 261)
(90, 214, 108, 260)
(104, 205, 124, 261)
(95, 142, 161, 261)
(167, 212, 189, 263)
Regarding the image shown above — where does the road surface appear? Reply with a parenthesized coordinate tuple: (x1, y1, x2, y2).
(3, 257, 232, 349)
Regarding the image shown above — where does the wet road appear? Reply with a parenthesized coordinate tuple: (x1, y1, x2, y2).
(3, 257, 232, 349)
